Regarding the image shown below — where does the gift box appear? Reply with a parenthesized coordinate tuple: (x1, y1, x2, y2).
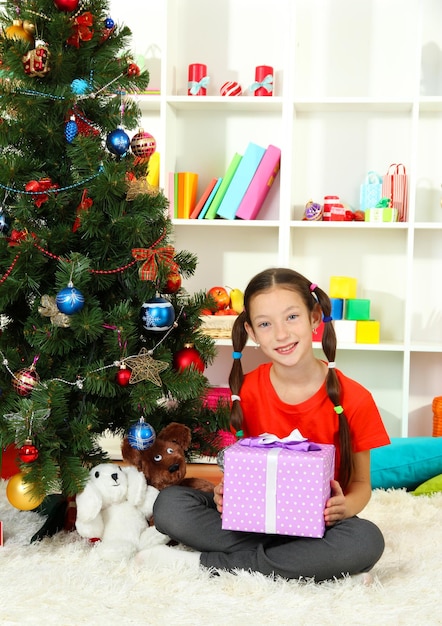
(364, 207, 398, 222)
(345, 298, 371, 321)
(222, 432, 335, 538)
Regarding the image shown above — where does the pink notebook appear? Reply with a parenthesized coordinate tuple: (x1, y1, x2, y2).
(235, 145, 281, 220)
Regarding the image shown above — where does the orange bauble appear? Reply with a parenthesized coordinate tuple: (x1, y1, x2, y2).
(6, 472, 44, 511)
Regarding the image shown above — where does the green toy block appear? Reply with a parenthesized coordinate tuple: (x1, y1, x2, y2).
(345, 299, 371, 321)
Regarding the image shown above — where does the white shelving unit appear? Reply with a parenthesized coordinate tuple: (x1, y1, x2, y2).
(111, 0, 442, 439)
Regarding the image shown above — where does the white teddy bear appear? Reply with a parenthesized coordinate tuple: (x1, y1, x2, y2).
(75, 463, 169, 561)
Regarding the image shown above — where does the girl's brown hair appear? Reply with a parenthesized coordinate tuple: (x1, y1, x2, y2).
(228, 267, 354, 490)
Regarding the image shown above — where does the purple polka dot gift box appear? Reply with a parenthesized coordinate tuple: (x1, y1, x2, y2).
(222, 431, 335, 539)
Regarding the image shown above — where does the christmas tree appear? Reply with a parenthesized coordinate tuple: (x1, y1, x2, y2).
(0, 0, 225, 507)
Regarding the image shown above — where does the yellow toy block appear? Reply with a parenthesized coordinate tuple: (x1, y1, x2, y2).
(356, 320, 380, 344)
(329, 276, 357, 300)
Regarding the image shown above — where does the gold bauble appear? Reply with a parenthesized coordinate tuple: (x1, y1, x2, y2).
(4, 19, 35, 45)
(6, 472, 44, 511)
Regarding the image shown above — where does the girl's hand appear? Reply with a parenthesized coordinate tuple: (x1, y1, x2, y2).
(214, 479, 224, 514)
(324, 479, 346, 526)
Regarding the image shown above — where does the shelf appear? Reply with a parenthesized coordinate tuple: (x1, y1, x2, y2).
(114, 0, 442, 438)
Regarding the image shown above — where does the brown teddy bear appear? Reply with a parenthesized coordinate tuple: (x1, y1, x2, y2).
(121, 422, 214, 493)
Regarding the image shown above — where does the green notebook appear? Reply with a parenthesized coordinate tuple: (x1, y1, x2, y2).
(204, 152, 242, 219)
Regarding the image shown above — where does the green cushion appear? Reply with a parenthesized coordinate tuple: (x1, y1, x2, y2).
(370, 437, 442, 490)
(413, 473, 442, 496)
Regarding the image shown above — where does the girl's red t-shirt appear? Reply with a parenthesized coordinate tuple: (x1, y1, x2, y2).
(240, 362, 390, 476)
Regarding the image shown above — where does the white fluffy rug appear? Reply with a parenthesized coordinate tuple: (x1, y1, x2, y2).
(1, 480, 441, 626)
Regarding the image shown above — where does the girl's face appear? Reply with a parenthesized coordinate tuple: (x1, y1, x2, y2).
(245, 286, 320, 367)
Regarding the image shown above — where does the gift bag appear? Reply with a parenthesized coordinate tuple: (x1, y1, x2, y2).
(382, 163, 408, 222)
(360, 171, 383, 211)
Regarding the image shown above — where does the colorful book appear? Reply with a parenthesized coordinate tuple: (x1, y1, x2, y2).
(198, 178, 223, 219)
(182, 172, 198, 218)
(204, 153, 242, 219)
(235, 145, 281, 220)
(216, 143, 266, 219)
(190, 177, 218, 219)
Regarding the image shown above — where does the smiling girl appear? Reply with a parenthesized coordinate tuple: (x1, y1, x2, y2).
(143, 268, 390, 583)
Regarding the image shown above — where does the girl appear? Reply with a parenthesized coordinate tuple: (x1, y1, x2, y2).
(143, 268, 390, 582)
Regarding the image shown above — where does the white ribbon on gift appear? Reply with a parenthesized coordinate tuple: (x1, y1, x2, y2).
(239, 429, 321, 534)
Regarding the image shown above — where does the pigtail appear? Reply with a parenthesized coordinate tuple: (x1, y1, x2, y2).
(228, 311, 248, 434)
(313, 284, 354, 491)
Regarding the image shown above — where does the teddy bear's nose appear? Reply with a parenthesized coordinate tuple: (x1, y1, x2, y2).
(168, 463, 179, 474)
(111, 472, 119, 482)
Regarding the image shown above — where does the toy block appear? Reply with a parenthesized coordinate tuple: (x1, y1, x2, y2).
(345, 299, 371, 321)
(356, 320, 380, 344)
(329, 276, 357, 300)
(334, 320, 356, 343)
(330, 298, 344, 320)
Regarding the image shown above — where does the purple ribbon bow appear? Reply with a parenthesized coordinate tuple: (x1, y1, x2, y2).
(239, 429, 321, 452)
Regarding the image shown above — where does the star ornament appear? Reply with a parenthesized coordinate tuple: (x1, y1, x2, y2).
(125, 348, 168, 386)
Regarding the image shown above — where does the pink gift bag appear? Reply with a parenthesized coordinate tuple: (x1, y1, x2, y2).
(382, 163, 408, 222)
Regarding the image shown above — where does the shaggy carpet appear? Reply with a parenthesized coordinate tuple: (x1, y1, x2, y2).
(0, 480, 441, 626)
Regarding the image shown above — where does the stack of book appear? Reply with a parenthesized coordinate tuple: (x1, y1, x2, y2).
(168, 142, 281, 220)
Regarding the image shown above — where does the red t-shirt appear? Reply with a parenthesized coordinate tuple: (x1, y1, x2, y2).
(240, 362, 390, 476)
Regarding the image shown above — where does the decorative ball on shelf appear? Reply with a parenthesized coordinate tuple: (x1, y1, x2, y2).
(65, 116, 78, 143)
(18, 440, 39, 463)
(130, 130, 156, 160)
(127, 417, 156, 450)
(6, 471, 45, 510)
(140, 296, 175, 334)
(115, 364, 131, 387)
(56, 282, 85, 315)
(219, 81, 242, 97)
(53, 0, 80, 12)
(12, 366, 40, 397)
(173, 343, 205, 373)
(106, 127, 131, 156)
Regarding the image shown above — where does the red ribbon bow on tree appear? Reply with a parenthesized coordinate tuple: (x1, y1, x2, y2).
(25, 178, 59, 208)
(131, 245, 178, 282)
(67, 12, 94, 48)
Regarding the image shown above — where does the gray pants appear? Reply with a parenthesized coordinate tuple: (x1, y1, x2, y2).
(153, 486, 385, 582)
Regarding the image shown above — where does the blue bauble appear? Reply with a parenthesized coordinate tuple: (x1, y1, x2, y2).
(140, 297, 175, 334)
(56, 286, 85, 315)
(71, 78, 90, 95)
(127, 419, 156, 450)
(0, 213, 9, 234)
(104, 17, 115, 29)
(106, 128, 130, 156)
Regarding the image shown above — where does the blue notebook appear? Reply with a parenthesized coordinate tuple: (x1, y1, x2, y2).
(198, 178, 223, 219)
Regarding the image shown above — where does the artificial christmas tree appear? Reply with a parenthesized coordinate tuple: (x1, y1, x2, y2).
(0, 0, 221, 507)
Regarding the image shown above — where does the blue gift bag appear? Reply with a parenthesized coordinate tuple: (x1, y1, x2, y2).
(360, 171, 383, 212)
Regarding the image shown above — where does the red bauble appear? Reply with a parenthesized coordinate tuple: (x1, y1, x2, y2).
(173, 344, 205, 373)
(18, 440, 39, 463)
(163, 272, 182, 294)
(130, 130, 156, 160)
(127, 63, 140, 77)
(54, 0, 80, 11)
(12, 367, 40, 396)
(115, 366, 131, 387)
